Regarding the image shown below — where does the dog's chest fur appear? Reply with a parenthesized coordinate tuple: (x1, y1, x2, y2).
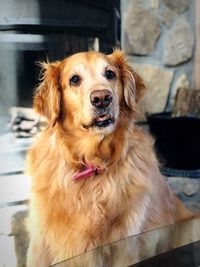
(29, 139, 152, 260)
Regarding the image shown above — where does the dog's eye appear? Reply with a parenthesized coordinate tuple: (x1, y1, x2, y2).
(105, 70, 116, 80)
(70, 75, 81, 86)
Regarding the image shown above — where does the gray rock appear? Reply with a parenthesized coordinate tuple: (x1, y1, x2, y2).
(132, 63, 173, 120)
(183, 180, 200, 197)
(150, 0, 160, 10)
(11, 209, 29, 267)
(0, 205, 29, 267)
(0, 205, 28, 235)
(185, 202, 200, 213)
(124, 0, 161, 55)
(166, 177, 185, 195)
(163, 18, 194, 66)
(163, 0, 190, 13)
(166, 177, 200, 213)
(160, 7, 174, 27)
(169, 73, 189, 107)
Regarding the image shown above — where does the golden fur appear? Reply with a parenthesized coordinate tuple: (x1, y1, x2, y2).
(26, 50, 194, 267)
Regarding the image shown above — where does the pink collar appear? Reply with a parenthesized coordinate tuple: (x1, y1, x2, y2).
(72, 164, 105, 180)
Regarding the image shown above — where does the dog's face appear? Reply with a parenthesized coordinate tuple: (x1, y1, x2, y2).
(34, 50, 145, 135)
(60, 52, 122, 135)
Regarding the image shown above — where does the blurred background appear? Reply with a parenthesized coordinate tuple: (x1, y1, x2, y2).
(0, 0, 199, 266)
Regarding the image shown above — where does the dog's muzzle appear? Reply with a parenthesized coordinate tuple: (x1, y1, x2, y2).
(83, 89, 115, 129)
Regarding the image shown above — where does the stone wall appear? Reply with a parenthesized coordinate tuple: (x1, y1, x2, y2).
(121, 0, 195, 120)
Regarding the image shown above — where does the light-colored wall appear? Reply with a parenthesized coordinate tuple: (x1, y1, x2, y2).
(121, 0, 195, 119)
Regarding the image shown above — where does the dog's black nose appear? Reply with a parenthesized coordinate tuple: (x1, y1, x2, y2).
(90, 90, 113, 108)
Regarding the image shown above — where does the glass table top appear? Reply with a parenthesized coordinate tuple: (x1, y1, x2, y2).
(51, 217, 200, 267)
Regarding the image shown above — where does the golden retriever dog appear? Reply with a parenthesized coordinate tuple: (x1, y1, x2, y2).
(26, 50, 195, 267)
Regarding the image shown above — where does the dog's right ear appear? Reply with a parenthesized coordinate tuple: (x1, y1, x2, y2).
(34, 61, 61, 127)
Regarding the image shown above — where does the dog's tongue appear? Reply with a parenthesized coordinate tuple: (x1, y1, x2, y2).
(72, 165, 105, 180)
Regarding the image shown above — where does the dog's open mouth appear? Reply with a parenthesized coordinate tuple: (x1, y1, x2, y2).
(94, 114, 114, 128)
(83, 114, 115, 129)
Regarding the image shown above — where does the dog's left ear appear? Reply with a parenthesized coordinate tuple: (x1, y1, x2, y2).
(108, 50, 146, 111)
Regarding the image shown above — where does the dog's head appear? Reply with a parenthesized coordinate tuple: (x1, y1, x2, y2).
(34, 50, 145, 135)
